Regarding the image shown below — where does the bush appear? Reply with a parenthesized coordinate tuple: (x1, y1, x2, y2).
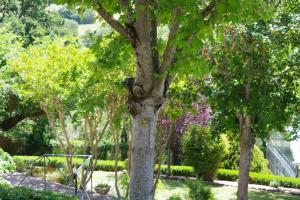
(158, 165, 194, 177)
(167, 194, 183, 200)
(251, 146, 270, 173)
(217, 169, 300, 189)
(182, 126, 224, 181)
(186, 180, 215, 200)
(13, 156, 126, 172)
(119, 172, 129, 196)
(220, 133, 239, 169)
(0, 148, 16, 173)
(220, 133, 270, 173)
(0, 183, 77, 200)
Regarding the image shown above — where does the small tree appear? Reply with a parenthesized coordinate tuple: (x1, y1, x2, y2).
(9, 37, 94, 176)
(203, 14, 300, 199)
(182, 125, 224, 181)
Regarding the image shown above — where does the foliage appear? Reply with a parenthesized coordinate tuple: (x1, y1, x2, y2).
(167, 194, 183, 200)
(9, 37, 93, 104)
(0, 183, 77, 200)
(96, 183, 110, 188)
(80, 9, 96, 24)
(58, 6, 96, 24)
(64, 19, 79, 35)
(219, 133, 239, 170)
(203, 17, 300, 140)
(55, 0, 272, 75)
(217, 169, 300, 189)
(251, 146, 270, 173)
(182, 125, 224, 181)
(161, 90, 212, 165)
(220, 134, 270, 173)
(186, 180, 215, 200)
(119, 172, 130, 196)
(158, 165, 194, 177)
(58, 5, 81, 23)
(1, 0, 72, 47)
(8, 37, 95, 169)
(13, 156, 126, 172)
(51, 138, 128, 160)
(1, 117, 54, 155)
(0, 148, 16, 173)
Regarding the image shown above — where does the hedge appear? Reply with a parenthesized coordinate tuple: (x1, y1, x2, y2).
(0, 183, 77, 200)
(14, 156, 300, 189)
(13, 156, 126, 172)
(13, 156, 193, 175)
(217, 169, 300, 189)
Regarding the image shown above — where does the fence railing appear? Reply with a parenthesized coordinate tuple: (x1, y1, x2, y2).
(0, 154, 94, 200)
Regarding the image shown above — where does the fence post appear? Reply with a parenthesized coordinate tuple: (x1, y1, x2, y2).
(90, 156, 93, 200)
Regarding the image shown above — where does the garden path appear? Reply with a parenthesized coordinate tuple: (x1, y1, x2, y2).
(3, 172, 118, 200)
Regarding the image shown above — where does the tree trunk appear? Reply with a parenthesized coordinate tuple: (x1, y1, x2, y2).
(167, 147, 171, 177)
(237, 114, 254, 200)
(129, 99, 157, 200)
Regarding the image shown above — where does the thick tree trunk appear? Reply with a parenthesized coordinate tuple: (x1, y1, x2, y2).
(237, 114, 254, 200)
(129, 99, 157, 200)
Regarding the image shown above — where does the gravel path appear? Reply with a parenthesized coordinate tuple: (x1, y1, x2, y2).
(3, 172, 118, 200)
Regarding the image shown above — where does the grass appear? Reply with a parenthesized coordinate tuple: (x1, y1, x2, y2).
(156, 179, 300, 200)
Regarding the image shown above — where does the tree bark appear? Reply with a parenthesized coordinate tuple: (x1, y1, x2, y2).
(129, 99, 157, 200)
(0, 109, 44, 131)
(237, 84, 254, 200)
(237, 114, 254, 200)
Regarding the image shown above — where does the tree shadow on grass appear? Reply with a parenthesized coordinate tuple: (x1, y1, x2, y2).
(159, 179, 187, 189)
(248, 190, 300, 200)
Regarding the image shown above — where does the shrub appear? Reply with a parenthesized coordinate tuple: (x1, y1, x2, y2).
(217, 169, 239, 181)
(220, 133, 270, 173)
(119, 172, 129, 194)
(251, 146, 270, 173)
(167, 194, 183, 200)
(158, 165, 194, 177)
(186, 180, 215, 200)
(217, 169, 300, 189)
(269, 180, 280, 188)
(0, 183, 77, 200)
(220, 133, 239, 169)
(182, 126, 224, 181)
(0, 148, 16, 173)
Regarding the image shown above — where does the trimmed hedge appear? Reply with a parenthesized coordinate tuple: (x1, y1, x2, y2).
(0, 183, 77, 200)
(13, 156, 126, 172)
(217, 169, 300, 189)
(14, 156, 300, 189)
(13, 156, 193, 175)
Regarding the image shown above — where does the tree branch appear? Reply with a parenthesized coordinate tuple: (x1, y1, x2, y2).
(119, 0, 135, 25)
(160, 8, 182, 73)
(0, 109, 44, 131)
(201, 0, 217, 19)
(95, 1, 135, 44)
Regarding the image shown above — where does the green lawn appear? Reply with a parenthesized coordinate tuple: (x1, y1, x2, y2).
(156, 179, 300, 200)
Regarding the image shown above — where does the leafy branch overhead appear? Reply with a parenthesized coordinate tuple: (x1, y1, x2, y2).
(55, 0, 268, 101)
